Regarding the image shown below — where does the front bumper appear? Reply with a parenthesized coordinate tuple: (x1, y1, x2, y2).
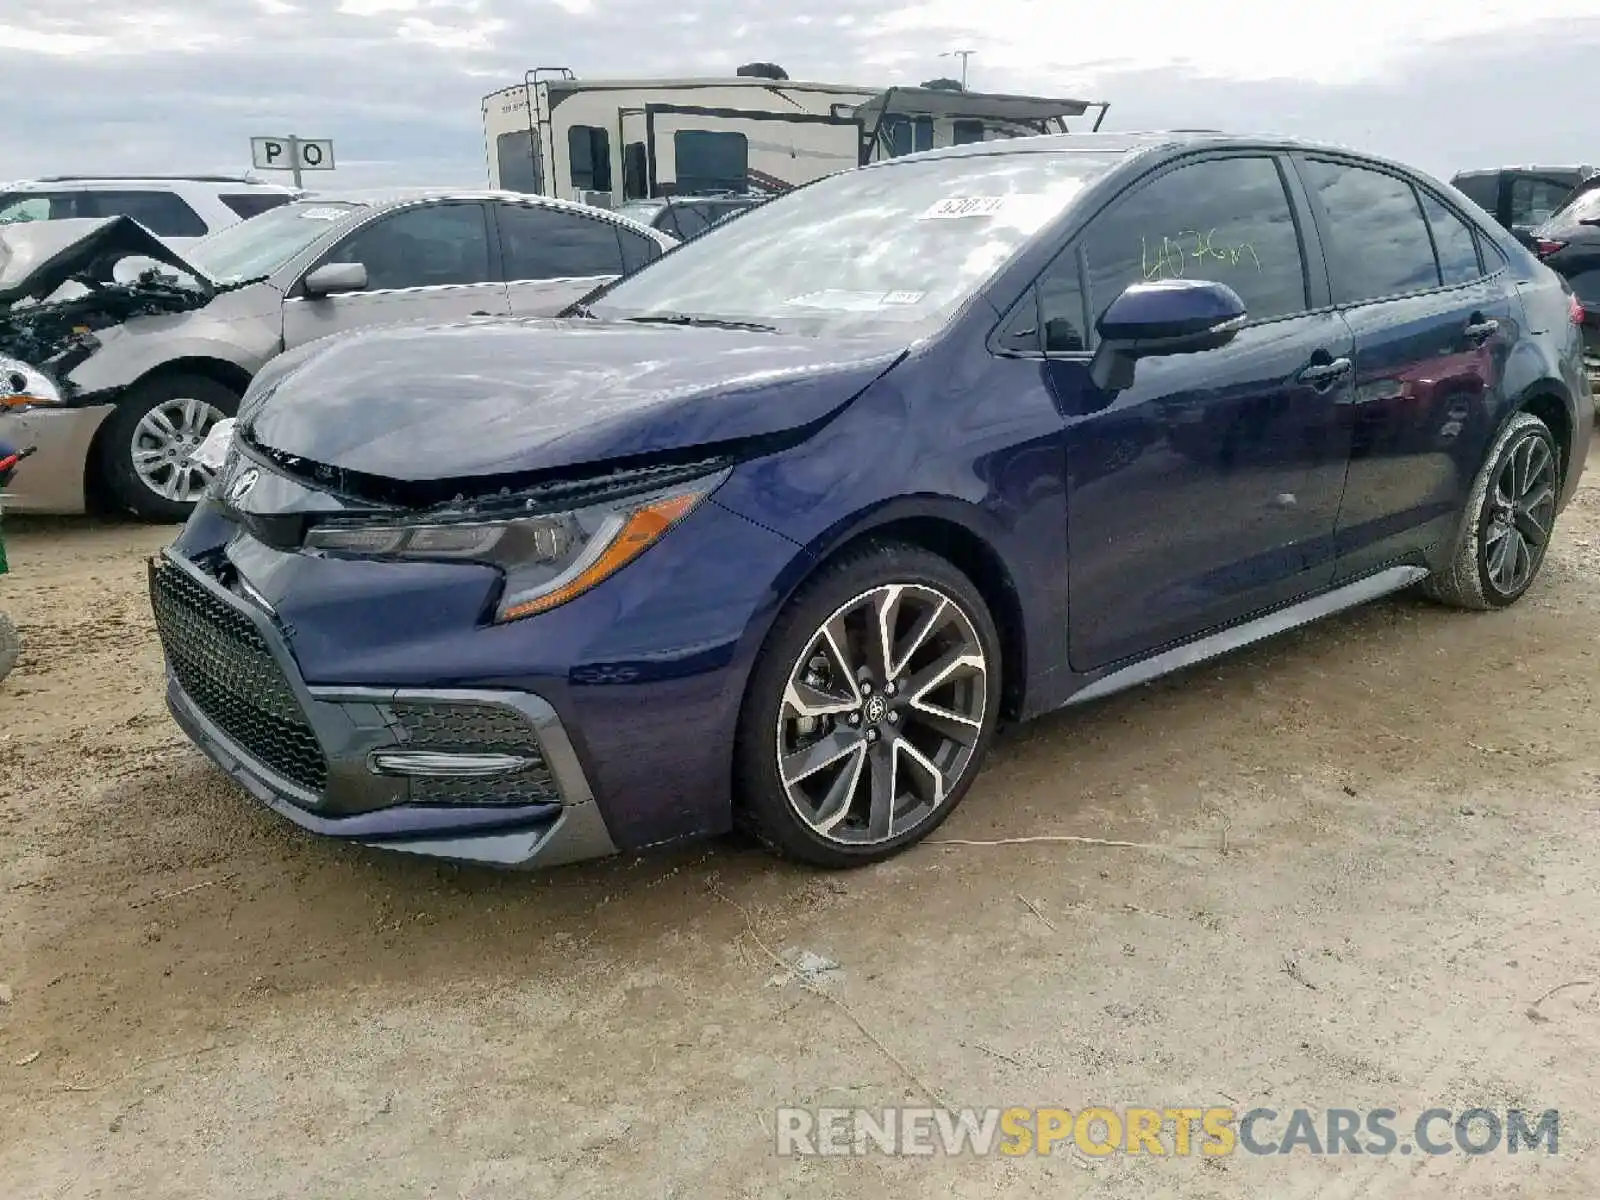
(151, 549, 618, 867)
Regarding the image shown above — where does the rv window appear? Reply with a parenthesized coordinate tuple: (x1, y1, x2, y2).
(953, 121, 986, 146)
(673, 130, 748, 195)
(568, 125, 613, 193)
(883, 116, 913, 159)
(497, 129, 544, 194)
(623, 143, 649, 199)
(914, 117, 935, 153)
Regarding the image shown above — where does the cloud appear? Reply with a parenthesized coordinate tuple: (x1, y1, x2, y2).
(1, 1, 1597, 189)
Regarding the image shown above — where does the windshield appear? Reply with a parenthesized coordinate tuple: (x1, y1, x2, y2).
(184, 201, 362, 282)
(588, 150, 1125, 337)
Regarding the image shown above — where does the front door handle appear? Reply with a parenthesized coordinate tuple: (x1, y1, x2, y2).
(1297, 357, 1353, 389)
(1464, 316, 1499, 342)
(469, 310, 493, 317)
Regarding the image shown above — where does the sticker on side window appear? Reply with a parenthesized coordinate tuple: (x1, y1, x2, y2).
(916, 196, 1013, 220)
(298, 207, 347, 221)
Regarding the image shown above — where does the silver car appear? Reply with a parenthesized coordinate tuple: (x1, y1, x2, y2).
(0, 188, 676, 519)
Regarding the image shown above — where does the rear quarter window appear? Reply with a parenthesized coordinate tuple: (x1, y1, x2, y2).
(221, 193, 293, 220)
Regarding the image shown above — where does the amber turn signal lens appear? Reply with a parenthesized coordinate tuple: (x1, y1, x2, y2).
(499, 491, 702, 620)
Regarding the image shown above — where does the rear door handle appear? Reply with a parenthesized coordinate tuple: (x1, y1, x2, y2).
(1464, 317, 1499, 342)
(470, 310, 493, 317)
(1297, 357, 1353, 388)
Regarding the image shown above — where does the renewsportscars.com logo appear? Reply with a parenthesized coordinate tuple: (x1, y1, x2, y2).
(774, 1106, 1560, 1158)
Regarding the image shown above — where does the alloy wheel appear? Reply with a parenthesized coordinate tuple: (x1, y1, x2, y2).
(775, 583, 988, 846)
(131, 397, 227, 504)
(1483, 429, 1557, 596)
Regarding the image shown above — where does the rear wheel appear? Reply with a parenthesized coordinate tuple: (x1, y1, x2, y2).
(99, 374, 239, 522)
(734, 543, 1001, 867)
(1425, 411, 1560, 610)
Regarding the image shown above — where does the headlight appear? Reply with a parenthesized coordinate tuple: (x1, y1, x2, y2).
(0, 356, 64, 409)
(304, 470, 727, 622)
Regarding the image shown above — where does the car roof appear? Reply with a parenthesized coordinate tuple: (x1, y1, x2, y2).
(868, 130, 1461, 188)
(286, 187, 675, 242)
(1453, 165, 1594, 177)
(9, 175, 298, 192)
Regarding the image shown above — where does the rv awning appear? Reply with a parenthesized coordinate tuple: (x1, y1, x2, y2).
(852, 87, 1099, 125)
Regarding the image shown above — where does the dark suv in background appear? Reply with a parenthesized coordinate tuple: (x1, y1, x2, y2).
(1451, 165, 1596, 235)
(1528, 175, 1600, 389)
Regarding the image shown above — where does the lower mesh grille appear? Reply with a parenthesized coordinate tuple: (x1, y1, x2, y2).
(390, 701, 561, 806)
(150, 561, 328, 795)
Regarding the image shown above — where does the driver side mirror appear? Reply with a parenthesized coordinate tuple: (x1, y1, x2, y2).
(1088, 279, 1248, 391)
(302, 262, 368, 298)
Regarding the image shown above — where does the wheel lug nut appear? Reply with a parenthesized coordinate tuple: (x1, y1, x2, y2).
(865, 729, 878, 743)
(883, 682, 897, 697)
(848, 713, 861, 727)
(886, 712, 898, 724)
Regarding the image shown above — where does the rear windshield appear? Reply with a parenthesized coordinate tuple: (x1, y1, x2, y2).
(185, 201, 361, 282)
(1553, 181, 1600, 225)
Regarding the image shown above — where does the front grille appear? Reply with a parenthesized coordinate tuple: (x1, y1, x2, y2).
(390, 701, 561, 806)
(151, 561, 328, 795)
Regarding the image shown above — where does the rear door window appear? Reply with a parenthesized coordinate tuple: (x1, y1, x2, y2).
(1301, 160, 1440, 303)
(83, 190, 209, 237)
(495, 203, 626, 279)
(1418, 192, 1483, 286)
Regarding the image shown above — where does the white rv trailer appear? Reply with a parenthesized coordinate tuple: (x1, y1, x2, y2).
(480, 69, 1109, 206)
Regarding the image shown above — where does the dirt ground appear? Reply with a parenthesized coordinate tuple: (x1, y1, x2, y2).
(2, 439, 1599, 1199)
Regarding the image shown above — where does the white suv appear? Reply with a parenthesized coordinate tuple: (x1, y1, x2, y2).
(0, 175, 302, 246)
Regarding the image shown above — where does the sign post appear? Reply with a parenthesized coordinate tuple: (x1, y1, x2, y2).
(249, 136, 336, 188)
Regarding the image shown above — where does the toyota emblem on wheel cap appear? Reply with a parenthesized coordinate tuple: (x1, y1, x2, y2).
(227, 467, 260, 505)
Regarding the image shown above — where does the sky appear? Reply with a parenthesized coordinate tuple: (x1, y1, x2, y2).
(2, 1, 1597, 189)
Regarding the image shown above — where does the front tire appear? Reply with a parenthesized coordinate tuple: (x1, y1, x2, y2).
(734, 542, 1002, 867)
(98, 374, 239, 522)
(1425, 410, 1560, 610)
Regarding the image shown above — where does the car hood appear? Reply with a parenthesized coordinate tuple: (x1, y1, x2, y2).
(0, 215, 211, 307)
(242, 318, 906, 486)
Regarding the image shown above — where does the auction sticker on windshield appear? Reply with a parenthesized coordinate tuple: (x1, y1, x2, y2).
(917, 196, 1017, 220)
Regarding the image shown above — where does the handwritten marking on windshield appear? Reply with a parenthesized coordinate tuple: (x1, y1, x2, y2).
(1142, 230, 1262, 280)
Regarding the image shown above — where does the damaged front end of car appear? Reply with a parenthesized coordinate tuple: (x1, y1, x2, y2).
(0, 215, 225, 396)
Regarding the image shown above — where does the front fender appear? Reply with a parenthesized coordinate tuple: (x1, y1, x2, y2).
(64, 285, 284, 401)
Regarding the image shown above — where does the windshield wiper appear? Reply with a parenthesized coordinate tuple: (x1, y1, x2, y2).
(622, 313, 778, 333)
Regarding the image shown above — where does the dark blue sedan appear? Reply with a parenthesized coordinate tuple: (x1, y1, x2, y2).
(151, 132, 1593, 870)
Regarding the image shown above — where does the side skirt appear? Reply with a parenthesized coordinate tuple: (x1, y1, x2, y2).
(1064, 565, 1430, 708)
